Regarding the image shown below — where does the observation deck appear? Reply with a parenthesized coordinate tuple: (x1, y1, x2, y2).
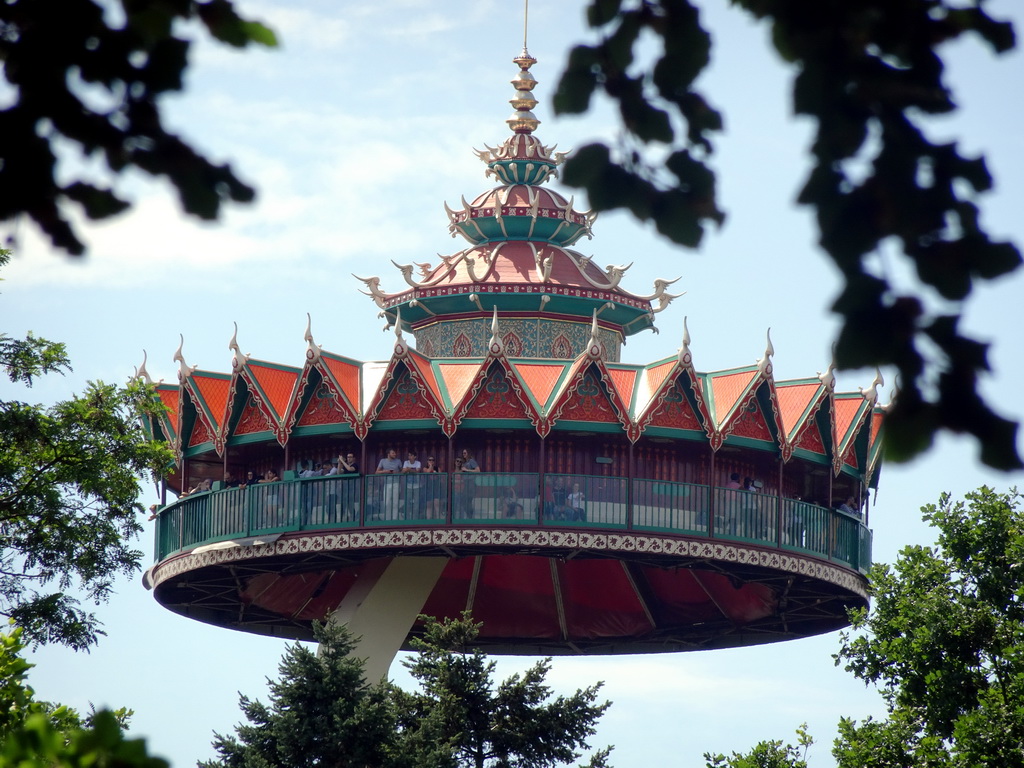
(147, 470, 870, 655)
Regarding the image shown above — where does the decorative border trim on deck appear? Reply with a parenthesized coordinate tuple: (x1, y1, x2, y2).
(149, 527, 867, 599)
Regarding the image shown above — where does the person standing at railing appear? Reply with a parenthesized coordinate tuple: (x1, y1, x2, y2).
(256, 469, 281, 526)
(837, 495, 862, 521)
(460, 449, 480, 472)
(545, 476, 569, 520)
(299, 460, 321, 478)
(375, 448, 403, 519)
(503, 485, 523, 519)
(402, 450, 423, 518)
(336, 452, 360, 521)
(458, 449, 479, 517)
(422, 456, 442, 518)
(452, 457, 469, 517)
(338, 452, 359, 475)
(726, 473, 741, 489)
(299, 461, 322, 524)
(568, 482, 586, 522)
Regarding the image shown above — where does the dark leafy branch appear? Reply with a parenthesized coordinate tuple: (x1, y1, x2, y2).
(555, 0, 1022, 470)
(0, 0, 276, 255)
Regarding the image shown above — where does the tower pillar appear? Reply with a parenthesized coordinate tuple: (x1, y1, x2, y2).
(327, 556, 449, 682)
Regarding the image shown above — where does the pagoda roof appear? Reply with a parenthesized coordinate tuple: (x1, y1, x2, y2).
(140, 320, 885, 485)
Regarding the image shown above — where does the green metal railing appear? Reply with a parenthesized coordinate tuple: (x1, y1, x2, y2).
(153, 472, 871, 573)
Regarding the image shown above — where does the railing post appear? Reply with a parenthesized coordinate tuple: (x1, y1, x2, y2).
(446, 437, 454, 525)
(627, 440, 634, 531)
(708, 447, 716, 538)
(776, 458, 783, 547)
(827, 509, 835, 562)
(538, 435, 546, 525)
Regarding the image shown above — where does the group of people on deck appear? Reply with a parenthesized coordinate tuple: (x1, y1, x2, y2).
(724, 471, 864, 522)
(373, 448, 479, 519)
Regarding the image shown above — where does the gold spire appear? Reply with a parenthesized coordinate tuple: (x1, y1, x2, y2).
(507, 0, 539, 134)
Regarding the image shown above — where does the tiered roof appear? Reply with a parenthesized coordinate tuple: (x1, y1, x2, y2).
(139, 316, 885, 484)
(354, 48, 683, 346)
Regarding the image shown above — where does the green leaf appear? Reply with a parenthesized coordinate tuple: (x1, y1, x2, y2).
(586, 0, 624, 28)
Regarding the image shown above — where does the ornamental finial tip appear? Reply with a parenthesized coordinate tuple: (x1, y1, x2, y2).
(757, 328, 774, 375)
(677, 317, 692, 366)
(508, 0, 540, 135)
(137, 350, 153, 384)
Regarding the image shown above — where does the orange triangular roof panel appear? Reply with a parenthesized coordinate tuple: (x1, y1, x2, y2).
(189, 373, 230, 430)
(776, 382, 821, 440)
(833, 397, 864, 450)
(322, 354, 361, 410)
(644, 359, 676, 402)
(708, 369, 758, 424)
(156, 386, 180, 428)
(515, 363, 568, 409)
(247, 362, 298, 421)
(607, 367, 639, 408)
(437, 362, 481, 409)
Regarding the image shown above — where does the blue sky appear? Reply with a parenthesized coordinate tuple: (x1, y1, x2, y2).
(4, 1, 1024, 766)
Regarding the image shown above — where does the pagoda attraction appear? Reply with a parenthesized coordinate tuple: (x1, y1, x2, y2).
(140, 43, 884, 682)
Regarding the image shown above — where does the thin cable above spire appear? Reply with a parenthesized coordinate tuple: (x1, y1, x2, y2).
(523, 0, 530, 53)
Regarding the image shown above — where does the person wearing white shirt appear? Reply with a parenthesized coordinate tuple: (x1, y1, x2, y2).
(402, 450, 423, 517)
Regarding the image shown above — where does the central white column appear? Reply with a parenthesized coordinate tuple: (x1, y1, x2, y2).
(327, 556, 449, 683)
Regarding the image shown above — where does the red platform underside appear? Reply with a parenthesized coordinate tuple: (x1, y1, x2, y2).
(239, 555, 776, 643)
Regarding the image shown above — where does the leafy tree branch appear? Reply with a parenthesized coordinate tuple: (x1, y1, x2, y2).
(555, 0, 1022, 470)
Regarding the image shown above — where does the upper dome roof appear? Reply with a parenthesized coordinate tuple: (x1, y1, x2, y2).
(446, 183, 594, 247)
(358, 47, 682, 349)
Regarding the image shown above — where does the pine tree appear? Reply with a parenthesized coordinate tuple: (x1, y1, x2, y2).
(203, 614, 613, 768)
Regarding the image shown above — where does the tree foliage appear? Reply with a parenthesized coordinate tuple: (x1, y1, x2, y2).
(398, 614, 612, 768)
(201, 622, 404, 768)
(833, 486, 1024, 767)
(0, 624, 168, 767)
(554, 0, 1022, 471)
(203, 615, 612, 768)
(704, 725, 812, 768)
(0, 251, 173, 649)
(0, 0, 276, 256)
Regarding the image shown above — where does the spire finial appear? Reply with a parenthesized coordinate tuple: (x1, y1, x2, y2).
(508, 0, 539, 135)
(136, 349, 153, 384)
(587, 309, 603, 359)
(861, 368, 884, 404)
(818, 346, 837, 391)
(488, 307, 504, 356)
(393, 307, 408, 356)
(229, 321, 248, 370)
(756, 328, 774, 375)
(522, 0, 530, 54)
(677, 317, 692, 366)
(173, 334, 194, 382)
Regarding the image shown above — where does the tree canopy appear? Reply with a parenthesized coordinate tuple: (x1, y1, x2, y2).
(553, 0, 1022, 471)
(0, 624, 168, 767)
(703, 487, 1024, 767)
(704, 726, 812, 768)
(203, 615, 612, 768)
(831, 486, 1024, 767)
(0, 0, 275, 256)
(0, 251, 172, 649)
